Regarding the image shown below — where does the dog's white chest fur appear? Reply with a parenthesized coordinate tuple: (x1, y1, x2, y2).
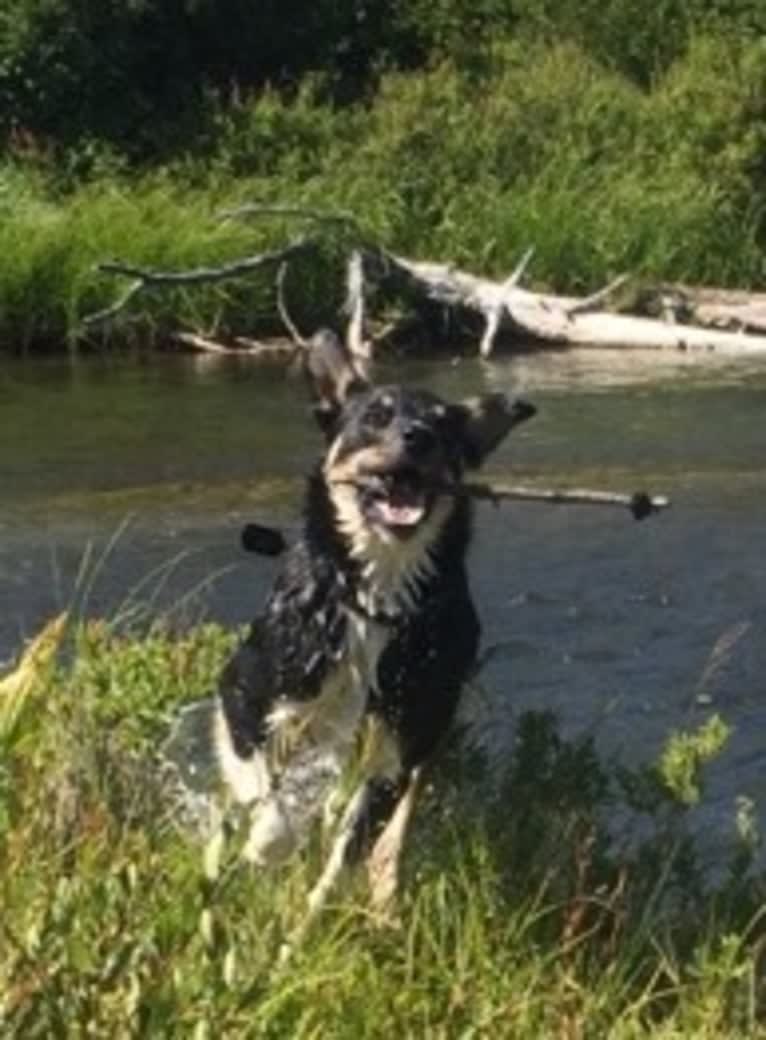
(331, 483, 452, 617)
(214, 608, 389, 866)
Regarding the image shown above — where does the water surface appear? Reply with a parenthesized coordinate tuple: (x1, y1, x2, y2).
(1, 348, 764, 845)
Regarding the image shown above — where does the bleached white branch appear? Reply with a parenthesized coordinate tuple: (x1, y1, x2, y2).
(275, 262, 308, 348)
(344, 250, 372, 373)
(566, 273, 630, 317)
(504, 247, 535, 289)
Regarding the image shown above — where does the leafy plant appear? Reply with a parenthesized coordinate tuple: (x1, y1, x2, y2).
(1, 616, 763, 1037)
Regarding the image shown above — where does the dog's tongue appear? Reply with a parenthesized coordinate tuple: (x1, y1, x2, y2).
(376, 483, 426, 528)
(379, 502, 424, 527)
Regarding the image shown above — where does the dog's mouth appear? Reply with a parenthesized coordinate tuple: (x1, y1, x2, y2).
(355, 467, 436, 536)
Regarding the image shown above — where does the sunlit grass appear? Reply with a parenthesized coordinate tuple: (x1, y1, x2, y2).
(2, 32, 765, 353)
(1, 615, 764, 1037)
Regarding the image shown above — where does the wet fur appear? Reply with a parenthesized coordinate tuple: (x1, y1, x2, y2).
(214, 371, 534, 905)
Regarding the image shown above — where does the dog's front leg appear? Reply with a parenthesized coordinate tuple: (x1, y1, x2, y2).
(279, 779, 374, 962)
(367, 765, 425, 914)
(308, 781, 373, 916)
(302, 772, 400, 919)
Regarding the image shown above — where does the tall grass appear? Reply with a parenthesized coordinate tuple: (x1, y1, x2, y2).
(1, 617, 764, 1037)
(2, 32, 765, 352)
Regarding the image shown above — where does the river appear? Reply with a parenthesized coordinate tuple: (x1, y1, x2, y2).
(1, 349, 764, 847)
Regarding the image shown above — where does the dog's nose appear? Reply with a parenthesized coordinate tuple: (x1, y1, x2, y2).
(403, 422, 436, 458)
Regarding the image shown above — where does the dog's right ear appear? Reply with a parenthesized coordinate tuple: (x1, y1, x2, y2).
(304, 329, 370, 437)
(452, 393, 536, 468)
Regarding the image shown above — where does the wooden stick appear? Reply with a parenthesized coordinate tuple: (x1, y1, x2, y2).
(338, 478, 670, 521)
(461, 483, 670, 520)
(240, 484, 670, 560)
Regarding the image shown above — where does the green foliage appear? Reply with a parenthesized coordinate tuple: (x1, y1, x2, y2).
(2, 0, 765, 156)
(70, 620, 237, 748)
(0, 168, 347, 351)
(0, 0, 376, 156)
(514, 0, 766, 85)
(1, 12, 766, 351)
(658, 714, 731, 806)
(1, 619, 763, 1036)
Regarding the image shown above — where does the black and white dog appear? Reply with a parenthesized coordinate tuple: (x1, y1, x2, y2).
(186, 342, 534, 918)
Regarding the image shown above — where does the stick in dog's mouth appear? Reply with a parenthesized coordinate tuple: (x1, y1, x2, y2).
(340, 477, 671, 520)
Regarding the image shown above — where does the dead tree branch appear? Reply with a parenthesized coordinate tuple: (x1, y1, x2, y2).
(82, 237, 316, 327)
(81, 280, 145, 327)
(506, 247, 536, 289)
(98, 238, 314, 287)
(566, 274, 631, 316)
(171, 331, 296, 360)
(344, 250, 373, 377)
(275, 262, 309, 349)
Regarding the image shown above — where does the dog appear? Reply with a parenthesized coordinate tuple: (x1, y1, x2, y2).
(173, 338, 535, 928)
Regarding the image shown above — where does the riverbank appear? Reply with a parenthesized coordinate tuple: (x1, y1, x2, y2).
(1, 616, 763, 1036)
(2, 31, 765, 355)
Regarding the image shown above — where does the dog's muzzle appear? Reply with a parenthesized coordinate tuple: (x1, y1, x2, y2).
(357, 466, 434, 536)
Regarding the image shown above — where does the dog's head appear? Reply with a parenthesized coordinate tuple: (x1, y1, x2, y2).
(307, 336, 535, 552)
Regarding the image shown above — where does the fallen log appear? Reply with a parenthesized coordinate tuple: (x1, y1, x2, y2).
(637, 284, 766, 335)
(512, 309, 766, 355)
(83, 203, 766, 358)
(370, 248, 766, 357)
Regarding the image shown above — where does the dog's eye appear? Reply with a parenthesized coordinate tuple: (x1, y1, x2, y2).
(364, 400, 394, 429)
(429, 404, 450, 427)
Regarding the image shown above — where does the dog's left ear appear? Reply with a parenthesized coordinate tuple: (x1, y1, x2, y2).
(452, 393, 536, 468)
(304, 329, 370, 437)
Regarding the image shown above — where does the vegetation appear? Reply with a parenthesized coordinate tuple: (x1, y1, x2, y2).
(0, 614, 764, 1036)
(3, 7, 764, 1033)
(0, 2, 765, 352)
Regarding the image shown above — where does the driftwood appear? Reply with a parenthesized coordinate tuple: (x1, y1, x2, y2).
(82, 237, 316, 328)
(84, 204, 766, 358)
(637, 284, 766, 335)
(172, 330, 298, 361)
(370, 248, 766, 357)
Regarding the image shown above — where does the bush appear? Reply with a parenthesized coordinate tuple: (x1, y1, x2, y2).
(1, 617, 763, 1037)
(1, 29, 765, 351)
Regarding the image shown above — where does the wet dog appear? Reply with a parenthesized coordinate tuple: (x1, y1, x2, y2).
(180, 341, 534, 924)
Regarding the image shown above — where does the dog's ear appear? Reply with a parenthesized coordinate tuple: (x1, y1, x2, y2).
(304, 329, 369, 436)
(452, 393, 536, 468)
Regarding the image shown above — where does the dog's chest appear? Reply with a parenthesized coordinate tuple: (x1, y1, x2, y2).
(270, 606, 389, 750)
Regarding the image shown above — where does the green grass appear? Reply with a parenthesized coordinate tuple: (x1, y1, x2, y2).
(1, 616, 764, 1037)
(2, 31, 765, 353)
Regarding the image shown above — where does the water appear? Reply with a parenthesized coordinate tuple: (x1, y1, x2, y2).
(1, 349, 765, 843)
